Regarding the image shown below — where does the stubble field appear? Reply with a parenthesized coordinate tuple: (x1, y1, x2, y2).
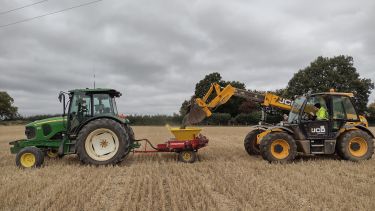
(0, 125, 374, 211)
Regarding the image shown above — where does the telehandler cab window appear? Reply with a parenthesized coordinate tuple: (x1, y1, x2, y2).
(304, 96, 329, 120)
(332, 96, 358, 121)
(288, 96, 305, 123)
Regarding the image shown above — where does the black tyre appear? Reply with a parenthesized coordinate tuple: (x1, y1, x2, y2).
(260, 132, 297, 163)
(178, 151, 197, 163)
(337, 130, 374, 161)
(16, 147, 44, 168)
(46, 149, 59, 158)
(122, 125, 135, 158)
(76, 118, 130, 165)
(244, 129, 261, 155)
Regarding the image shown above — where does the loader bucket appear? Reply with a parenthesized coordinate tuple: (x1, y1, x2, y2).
(169, 127, 202, 141)
(182, 103, 207, 127)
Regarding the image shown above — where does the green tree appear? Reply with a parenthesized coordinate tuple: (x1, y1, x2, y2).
(0, 91, 18, 120)
(285, 56, 374, 113)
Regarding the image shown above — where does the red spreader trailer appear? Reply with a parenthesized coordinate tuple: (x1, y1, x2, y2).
(132, 127, 209, 163)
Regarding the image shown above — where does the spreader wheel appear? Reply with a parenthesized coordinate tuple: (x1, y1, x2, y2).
(178, 151, 197, 163)
(16, 147, 44, 168)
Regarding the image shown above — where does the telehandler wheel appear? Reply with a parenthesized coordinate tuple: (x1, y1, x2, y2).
(16, 147, 44, 168)
(76, 118, 130, 165)
(337, 130, 374, 161)
(178, 151, 197, 163)
(244, 129, 261, 155)
(260, 132, 297, 163)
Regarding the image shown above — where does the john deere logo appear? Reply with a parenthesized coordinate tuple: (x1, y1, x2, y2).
(311, 126, 326, 134)
(278, 98, 293, 106)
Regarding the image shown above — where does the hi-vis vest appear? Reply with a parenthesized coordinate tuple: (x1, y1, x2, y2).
(317, 107, 328, 120)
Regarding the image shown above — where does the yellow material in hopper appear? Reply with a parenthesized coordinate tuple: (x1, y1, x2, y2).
(169, 127, 202, 140)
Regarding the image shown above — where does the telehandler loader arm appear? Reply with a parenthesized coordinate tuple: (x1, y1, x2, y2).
(183, 83, 293, 126)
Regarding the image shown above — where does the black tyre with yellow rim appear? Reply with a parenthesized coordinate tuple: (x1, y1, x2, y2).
(244, 129, 261, 155)
(46, 148, 60, 158)
(337, 130, 374, 161)
(260, 132, 297, 163)
(178, 150, 197, 163)
(16, 147, 44, 168)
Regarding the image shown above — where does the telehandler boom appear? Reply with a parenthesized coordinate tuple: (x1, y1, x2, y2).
(183, 83, 293, 126)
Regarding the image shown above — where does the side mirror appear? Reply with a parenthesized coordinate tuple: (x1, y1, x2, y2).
(58, 92, 63, 102)
(58, 92, 66, 116)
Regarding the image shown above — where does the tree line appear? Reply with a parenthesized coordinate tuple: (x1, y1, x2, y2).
(1, 55, 375, 125)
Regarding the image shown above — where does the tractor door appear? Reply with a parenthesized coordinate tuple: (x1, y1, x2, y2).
(67, 92, 92, 134)
(299, 95, 333, 139)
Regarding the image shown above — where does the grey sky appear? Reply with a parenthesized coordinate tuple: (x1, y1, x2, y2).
(0, 0, 374, 116)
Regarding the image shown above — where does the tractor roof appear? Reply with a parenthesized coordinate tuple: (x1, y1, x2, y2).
(69, 88, 122, 97)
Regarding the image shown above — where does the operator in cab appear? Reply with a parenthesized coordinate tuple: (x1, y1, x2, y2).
(314, 103, 328, 120)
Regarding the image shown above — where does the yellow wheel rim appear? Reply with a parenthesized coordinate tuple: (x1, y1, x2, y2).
(20, 153, 36, 168)
(47, 149, 58, 158)
(271, 139, 290, 160)
(182, 152, 192, 161)
(348, 137, 368, 157)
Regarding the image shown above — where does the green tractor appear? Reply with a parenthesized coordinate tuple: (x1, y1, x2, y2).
(10, 88, 137, 168)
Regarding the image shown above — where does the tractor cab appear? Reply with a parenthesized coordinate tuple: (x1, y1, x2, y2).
(59, 88, 122, 135)
(287, 91, 362, 140)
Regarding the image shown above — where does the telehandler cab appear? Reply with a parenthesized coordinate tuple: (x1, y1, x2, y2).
(185, 83, 374, 162)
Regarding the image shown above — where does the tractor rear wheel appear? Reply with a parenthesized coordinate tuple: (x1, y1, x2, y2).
(16, 147, 44, 168)
(76, 118, 130, 165)
(337, 130, 374, 161)
(178, 151, 197, 163)
(260, 132, 297, 163)
(244, 129, 261, 155)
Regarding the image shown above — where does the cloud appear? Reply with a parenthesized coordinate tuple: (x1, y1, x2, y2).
(0, 0, 374, 115)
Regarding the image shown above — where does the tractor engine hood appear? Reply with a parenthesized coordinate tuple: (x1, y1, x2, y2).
(25, 116, 67, 140)
(27, 116, 67, 127)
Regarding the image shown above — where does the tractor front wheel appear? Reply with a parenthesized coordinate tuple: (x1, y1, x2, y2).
(76, 118, 130, 165)
(16, 147, 44, 168)
(244, 129, 261, 155)
(260, 132, 297, 163)
(337, 130, 374, 161)
(178, 151, 197, 163)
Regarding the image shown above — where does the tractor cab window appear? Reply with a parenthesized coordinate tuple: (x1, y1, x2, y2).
(70, 93, 91, 117)
(93, 94, 117, 115)
(332, 96, 358, 121)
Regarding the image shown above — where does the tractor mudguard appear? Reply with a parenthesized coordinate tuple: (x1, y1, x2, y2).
(74, 116, 125, 137)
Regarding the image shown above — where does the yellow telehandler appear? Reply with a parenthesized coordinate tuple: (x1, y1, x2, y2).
(184, 83, 374, 162)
